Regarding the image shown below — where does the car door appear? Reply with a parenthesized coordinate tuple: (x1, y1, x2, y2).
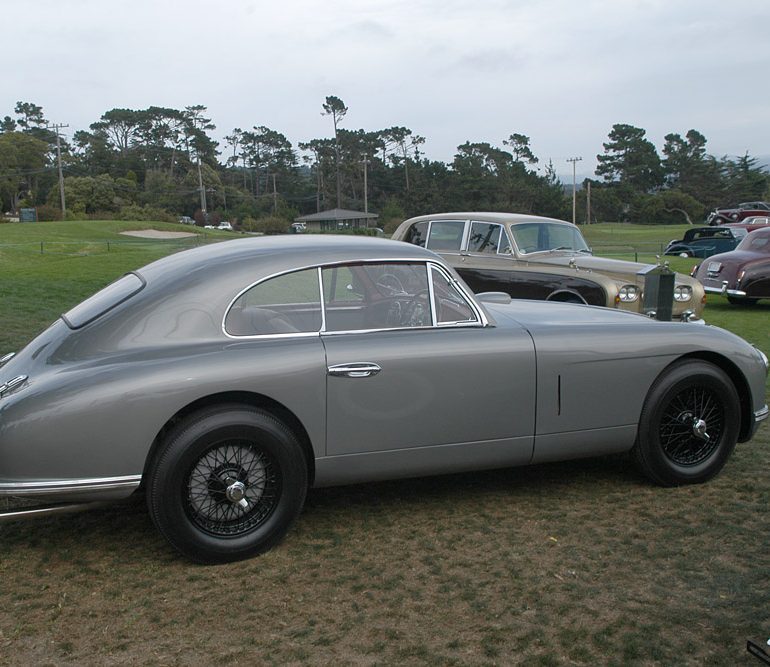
(320, 261, 536, 466)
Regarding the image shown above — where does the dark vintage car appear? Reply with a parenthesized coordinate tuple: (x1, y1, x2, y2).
(392, 212, 705, 320)
(707, 201, 770, 226)
(692, 227, 770, 305)
(664, 226, 747, 258)
(1, 236, 767, 563)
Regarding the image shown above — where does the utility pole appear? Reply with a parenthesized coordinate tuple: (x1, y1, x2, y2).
(272, 173, 277, 214)
(586, 180, 591, 225)
(361, 155, 370, 214)
(567, 157, 583, 224)
(196, 157, 207, 217)
(49, 123, 69, 216)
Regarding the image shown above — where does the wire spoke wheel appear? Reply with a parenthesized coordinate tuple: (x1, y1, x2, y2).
(633, 360, 739, 486)
(185, 440, 281, 537)
(147, 405, 307, 563)
(659, 386, 723, 466)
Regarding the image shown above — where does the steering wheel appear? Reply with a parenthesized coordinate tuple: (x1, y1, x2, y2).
(402, 289, 431, 327)
(376, 273, 405, 295)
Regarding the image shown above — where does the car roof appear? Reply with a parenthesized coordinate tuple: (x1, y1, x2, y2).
(138, 234, 436, 286)
(402, 212, 571, 226)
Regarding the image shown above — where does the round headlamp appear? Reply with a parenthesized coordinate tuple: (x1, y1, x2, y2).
(617, 285, 639, 302)
(673, 285, 693, 302)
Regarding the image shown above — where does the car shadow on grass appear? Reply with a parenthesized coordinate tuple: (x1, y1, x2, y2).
(0, 454, 645, 564)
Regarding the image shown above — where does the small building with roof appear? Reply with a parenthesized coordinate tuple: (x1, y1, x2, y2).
(293, 208, 379, 233)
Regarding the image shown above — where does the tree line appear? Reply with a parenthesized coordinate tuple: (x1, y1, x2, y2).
(0, 99, 767, 231)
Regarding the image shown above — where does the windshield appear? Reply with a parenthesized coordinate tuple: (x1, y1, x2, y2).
(509, 222, 591, 255)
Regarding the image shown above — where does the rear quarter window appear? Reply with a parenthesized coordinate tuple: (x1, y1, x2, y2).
(61, 273, 145, 329)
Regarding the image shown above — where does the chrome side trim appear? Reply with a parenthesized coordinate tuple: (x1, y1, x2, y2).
(754, 406, 769, 423)
(0, 502, 111, 523)
(0, 474, 142, 497)
(0, 352, 15, 367)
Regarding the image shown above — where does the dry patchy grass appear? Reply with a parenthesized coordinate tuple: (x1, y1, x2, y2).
(0, 434, 768, 665)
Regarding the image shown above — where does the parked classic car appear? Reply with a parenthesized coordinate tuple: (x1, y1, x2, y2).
(707, 201, 770, 226)
(664, 226, 747, 258)
(725, 216, 770, 233)
(392, 213, 705, 320)
(692, 227, 770, 305)
(1, 236, 767, 563)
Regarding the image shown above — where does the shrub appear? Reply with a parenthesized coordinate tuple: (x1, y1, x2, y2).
(252, 216, 288, 235)
(116, 204, 175, 223)
(36, 205, 62, 221)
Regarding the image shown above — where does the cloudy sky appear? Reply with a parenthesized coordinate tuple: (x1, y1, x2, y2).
(4, 0, 769, 178)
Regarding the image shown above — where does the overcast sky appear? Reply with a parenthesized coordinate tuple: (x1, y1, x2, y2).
(4, 0, 769, 178)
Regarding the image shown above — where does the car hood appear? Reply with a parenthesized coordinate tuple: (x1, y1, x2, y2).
(525, 253, 695, 285)
(483, 298, 649, 329)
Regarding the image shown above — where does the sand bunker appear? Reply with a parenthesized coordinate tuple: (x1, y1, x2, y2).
(120, 230, 197, 239)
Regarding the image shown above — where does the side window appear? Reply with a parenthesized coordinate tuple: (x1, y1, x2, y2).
(405, 221, 428, 247)
(427, 220, 465, 251)
(430, 266, 478, 325)
(322, 263, 432, 331)
(499, 229, 512, 254)
(225, 268, 322, 336)
(468, 222, 504, 254)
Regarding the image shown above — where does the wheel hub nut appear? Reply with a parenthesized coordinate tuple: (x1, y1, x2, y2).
(692, 418, 709, 441)
(225, 480, 246, 503)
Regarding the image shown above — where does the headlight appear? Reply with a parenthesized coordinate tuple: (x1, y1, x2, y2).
(673, 285, 692, 302)
(617, 285, 639, 302)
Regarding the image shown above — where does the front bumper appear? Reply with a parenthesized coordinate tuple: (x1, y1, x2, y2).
(745, 405, 770, 442)
(703, 283, 746, 297)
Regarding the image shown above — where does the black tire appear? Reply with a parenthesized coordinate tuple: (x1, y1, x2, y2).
(632, 360, 740, 486)
(147, 405, 307, 564)
(727, 296, 759, 306)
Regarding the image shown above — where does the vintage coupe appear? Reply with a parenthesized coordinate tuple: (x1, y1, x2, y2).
(692, 227, 770, 305)
(707, 201, 770, 226)
(0, 236, 767, 563)
(664, 226, 747, 258)
(392, 213, 705, 320)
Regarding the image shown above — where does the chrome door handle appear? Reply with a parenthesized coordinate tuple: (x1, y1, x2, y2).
(327, 363, 381, 378)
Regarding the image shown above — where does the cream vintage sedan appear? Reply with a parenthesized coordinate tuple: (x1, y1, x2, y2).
(392, 212, 705, 320)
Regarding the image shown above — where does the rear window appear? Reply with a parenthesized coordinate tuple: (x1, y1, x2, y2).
(61, 273, 145, 329)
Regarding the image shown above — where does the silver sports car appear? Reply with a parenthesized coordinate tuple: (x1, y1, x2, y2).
(0, 236, 767, 563)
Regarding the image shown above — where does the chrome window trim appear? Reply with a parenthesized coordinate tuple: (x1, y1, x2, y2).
(497, 224, 514, 255)
(223, 257, 488, 340)
(426, 264, 439, 327)
(428, 262, 485, 327)
(467, 221, 508, 256)
(317, 266, 327, 333)
(425, 219, 470, 255)
(0, 474, 142, 496)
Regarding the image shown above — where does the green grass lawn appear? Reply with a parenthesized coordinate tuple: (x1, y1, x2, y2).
(0, 220, 768, 665)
